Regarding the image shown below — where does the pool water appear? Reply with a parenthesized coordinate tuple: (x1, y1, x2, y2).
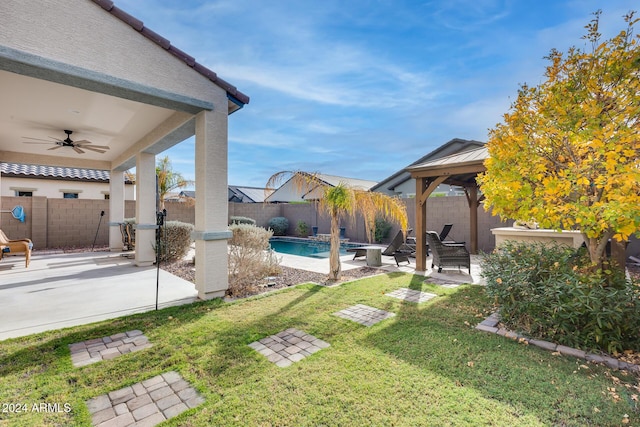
(269, 237, 358, 258)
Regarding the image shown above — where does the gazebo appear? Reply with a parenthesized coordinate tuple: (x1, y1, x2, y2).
(407, 146, 488, 272)
(0, 0, 249, 299)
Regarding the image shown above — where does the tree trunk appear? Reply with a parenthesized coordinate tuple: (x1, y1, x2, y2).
(584, 230, 614, 269)
(328, 211, 341, 281)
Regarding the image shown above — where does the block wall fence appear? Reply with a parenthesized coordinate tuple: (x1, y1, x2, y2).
(2, 196, 638, 255)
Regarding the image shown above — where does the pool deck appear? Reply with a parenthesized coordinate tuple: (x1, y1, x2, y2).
(277, 249, 484, 286)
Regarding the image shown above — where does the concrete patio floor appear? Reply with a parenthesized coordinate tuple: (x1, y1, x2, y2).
(0, 247, 483, 342)
(0, 251, 197, 341)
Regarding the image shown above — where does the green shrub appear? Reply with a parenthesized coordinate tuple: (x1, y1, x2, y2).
(229, 216, 256, 225)
(268, 217, 289, 236)
(228, 224, 281, 297)
(481, 241, 640, 354)
(156, 221, 194, 262)
(296, 220, 309, 237)
(374, 216, 392, 243)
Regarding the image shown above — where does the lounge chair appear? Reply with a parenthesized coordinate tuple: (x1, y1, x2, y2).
(0, 230, 33, 268)
(348, 230, 411, 267)
(425, 230, 470, 274)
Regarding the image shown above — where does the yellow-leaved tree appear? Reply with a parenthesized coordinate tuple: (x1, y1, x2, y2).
(267, 171, 408, 281)
(478, 11, 640, 267)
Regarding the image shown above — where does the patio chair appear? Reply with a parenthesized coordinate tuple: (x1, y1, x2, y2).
(404, 224, 460, 256)
(425, 230, 470, 274)
(119, 222, 135, 251)
(0, 230, 32, 268)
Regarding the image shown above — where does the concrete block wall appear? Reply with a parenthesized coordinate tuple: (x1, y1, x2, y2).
(228, 202, 282, 228)
(164, 201, 195, 225)
(47, 199, 110, 248)
(1, 196, 33, 244)
(1, 197, 136, 249)
(2, 196, 637, 256)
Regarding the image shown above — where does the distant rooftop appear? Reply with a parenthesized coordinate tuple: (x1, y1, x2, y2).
(0, 162, 133, 183)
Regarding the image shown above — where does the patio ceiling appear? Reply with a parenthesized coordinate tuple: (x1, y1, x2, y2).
(0, 69, 177, 171)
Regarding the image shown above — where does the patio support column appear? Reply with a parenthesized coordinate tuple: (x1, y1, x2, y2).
(134, 152, 156, 267)
(108, 169, 125, 252)
(193, 106, 231, 300)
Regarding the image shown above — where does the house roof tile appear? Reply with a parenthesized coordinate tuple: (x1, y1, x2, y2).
(1, 162, 133, 183)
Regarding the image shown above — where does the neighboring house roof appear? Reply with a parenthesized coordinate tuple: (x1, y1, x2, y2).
(91, 0, 249, 110)
(265, 173, 378, 203)
(371, 138, 485, 193)
(311, 174, 378, 191)
(228, 186, 272, 203)
(179, 186, 273, 203)
(0, 162, 134, 184)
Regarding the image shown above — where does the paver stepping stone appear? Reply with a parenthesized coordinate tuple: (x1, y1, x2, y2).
(333, 304, 395, 326)
(386, 288, 437, 303)
(69, 330, 152, 367)
(86, 371, 203, 427)
(249, 328, 330, 368)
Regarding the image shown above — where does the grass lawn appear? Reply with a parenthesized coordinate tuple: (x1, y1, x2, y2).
(0, 272, 637, 426)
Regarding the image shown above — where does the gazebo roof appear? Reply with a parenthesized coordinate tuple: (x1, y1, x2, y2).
(407, 146, 488, 186)
(407, 146, 488, 173)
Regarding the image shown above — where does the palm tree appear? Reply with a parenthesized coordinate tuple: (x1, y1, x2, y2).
(267, 171, 408, 281)
(156, 156, 193, 209)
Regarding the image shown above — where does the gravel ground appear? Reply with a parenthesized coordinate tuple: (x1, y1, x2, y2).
(159, 259, 388, 298)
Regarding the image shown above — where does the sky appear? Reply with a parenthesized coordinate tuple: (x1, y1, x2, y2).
(116, 0, 638, 190)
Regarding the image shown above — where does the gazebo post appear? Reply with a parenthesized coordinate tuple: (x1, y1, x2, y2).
(465, 185, 480, 254)
(415, 177, 427, 271)
(415, 175, 448, 271)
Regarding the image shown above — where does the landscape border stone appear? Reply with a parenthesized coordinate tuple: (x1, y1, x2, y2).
(476, 313, 640, 373)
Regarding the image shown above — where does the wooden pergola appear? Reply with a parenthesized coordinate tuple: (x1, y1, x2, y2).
(407, 147, 489, 271)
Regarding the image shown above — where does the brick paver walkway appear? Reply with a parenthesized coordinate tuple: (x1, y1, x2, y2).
(249, 328, 330, 368)
(86, 371, 204, 427)
(333, 304, 395, 326)
(386, 288, 437, 303)
(69, 330, 152, 367)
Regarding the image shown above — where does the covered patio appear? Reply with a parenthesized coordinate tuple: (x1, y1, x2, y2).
(0, 251, 198, 340)
(0, 1, 248, 299)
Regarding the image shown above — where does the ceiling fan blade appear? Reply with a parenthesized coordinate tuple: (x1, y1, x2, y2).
(47, 145, 63, 150)
(23, 141, 56, 145)
(81, 146, 107, 154)
(23, 136, 51, 142)
(78, 144, 109, 149)
(73, 139, 93, 145)
(73, 147, 85, 154)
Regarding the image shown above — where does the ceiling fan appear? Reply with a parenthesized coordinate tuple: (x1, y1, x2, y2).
(22, 129, 110, 154)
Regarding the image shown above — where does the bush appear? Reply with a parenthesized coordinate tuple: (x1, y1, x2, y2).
(229, 216, 256, 225)
(296, 220, 309, 237)
(267, 217, 289, 236)
(157, 221, 194, 262)
(228, 224, 281, 297)
(374, 216, 392, 243)
(482, 241, 640, 354)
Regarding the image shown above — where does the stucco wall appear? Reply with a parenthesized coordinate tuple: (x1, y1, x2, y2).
(0, 0, 222, 104)
(1, 176, 135, 200)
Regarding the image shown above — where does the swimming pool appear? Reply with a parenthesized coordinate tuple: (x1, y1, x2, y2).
(269, 237, 360, 258)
